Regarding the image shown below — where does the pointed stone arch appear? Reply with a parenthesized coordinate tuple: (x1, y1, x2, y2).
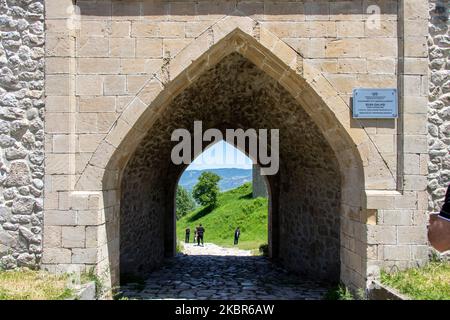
(76, 16, 394, 193)
(72, 15, 397, 291)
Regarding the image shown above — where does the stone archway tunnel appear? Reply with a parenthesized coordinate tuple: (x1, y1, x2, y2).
(119, 52, 342, 287)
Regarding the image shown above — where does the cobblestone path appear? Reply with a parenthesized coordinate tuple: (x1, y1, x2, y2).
(119, 243, 330, 300)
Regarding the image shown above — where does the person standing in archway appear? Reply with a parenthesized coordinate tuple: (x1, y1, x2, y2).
(196, 224, 205, 246)
(234, 227, 240, 245)
(428, 183, 450, 252)
(185, 226, 190, 243)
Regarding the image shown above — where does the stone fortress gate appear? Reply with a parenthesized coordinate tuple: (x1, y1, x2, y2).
(0, 0, 448, 295)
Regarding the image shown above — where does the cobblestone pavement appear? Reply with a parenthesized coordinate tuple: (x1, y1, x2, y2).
(119, 243, 330, 300)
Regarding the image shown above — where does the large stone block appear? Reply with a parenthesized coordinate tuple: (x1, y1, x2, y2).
(79, 96, 116, 113)
(111, 21, 131, 37)
(72, 248, 97, 264)
(77, 37, 109, 57)
(404, 135, 428, 153)
(45, 211, 77, 226)
(52, 134, 72, 153)
(126, 75, 148, 94)
(325, 39, 360, 58)
(46, 36, 75, 57)
(365, 21, 396, 37)
(46, 57, 71, 74)
(383, 245, 411, 261)
(403, 175, 427, 191)
(77, 210, 102, 226)
(62, 226, 85, 248)
(76, 75, 103, 96)
(120, 58, 163, 75)
(43, 226, 62, 248)
(46, 154, 72, 175)
(404, 37, 427, 57)
(131, 21, 160, 37)
(110, 38, 135, 58)
(360, 38, 397, 58)
(45, 0, 73, 19)
(42, 248, 72, 264)
(136, 39, 163, 58)
(77, 58, 121, 75)
(78, 134, 104, 153)
(11, 197, 36, 215)
(397, 226, 427, 245)
(367, 225, 396, 245)
(103, 76, 127, 96)
(382, 210, 412, 226)
(404, 20, 429, 37)
(46, 75, 73, 96)
(264, 2, 305, 21)
(366, 58, 396, 74)
(337, 21, 364, 37)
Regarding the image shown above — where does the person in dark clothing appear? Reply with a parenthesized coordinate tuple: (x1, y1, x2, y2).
(196, 224, 205, 246)
(428, 183, 450, 252)
(439, 184, 450, 221)
(234, 227, 240, 245)
(185, 227, 190, 243)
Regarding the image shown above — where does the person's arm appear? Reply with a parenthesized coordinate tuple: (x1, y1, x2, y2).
(428, 184, 450, 252)
(428, 213, 450, 252)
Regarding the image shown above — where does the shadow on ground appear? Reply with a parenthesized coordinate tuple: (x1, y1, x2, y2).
(119, 255, 332, 300)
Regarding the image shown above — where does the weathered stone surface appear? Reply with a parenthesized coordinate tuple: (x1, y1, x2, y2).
(428, 1, 450, 212)
(12, 197, 35, 215)
(5, 145, 28, 160)
(2, 222, 18, 231)
(10, 120, 29, 140)
(0, 0, 436, 296)
(0, 0, 44, 269)
(0, 255, 17, 269)
(3, 161, 31, 187)
(120, 244, 330, 300)
(0, 231, 19, 254)
(17, 253, 35, 267)
(121, 53, 341, 282)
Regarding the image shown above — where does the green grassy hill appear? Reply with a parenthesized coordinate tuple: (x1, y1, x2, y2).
(176, 183, 268, 250)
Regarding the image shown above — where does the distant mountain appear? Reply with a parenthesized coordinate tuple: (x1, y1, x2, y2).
(179, 168, 252, 192)
(176, 183, 268, 250)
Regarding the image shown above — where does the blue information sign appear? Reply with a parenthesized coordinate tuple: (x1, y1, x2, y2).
(352, 88, 398, 119)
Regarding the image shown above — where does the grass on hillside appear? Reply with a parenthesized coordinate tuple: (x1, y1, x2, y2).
(176, 183, 268, 251)
(0, 268, 74, 300)
(380, 261, 450, 300)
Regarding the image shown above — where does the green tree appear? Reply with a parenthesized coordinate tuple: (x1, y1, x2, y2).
(176, 186, 195, 219)
(192, 171, 221, 208)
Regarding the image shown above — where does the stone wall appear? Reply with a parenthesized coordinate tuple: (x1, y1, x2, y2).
(0, 0, 429, 292)
(252, 164, 268, 198)
(41, 1, 407, 288)
(0, 0, 44, 269)
(278, 127, 341, 281)
(427, 1, 449, 213)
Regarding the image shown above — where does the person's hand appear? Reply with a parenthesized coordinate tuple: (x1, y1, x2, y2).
(428, 213, 450, 252)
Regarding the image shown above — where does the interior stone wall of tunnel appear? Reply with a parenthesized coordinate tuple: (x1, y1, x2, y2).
(119, 52, 341, 282)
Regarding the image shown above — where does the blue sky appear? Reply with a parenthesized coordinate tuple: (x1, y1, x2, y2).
(186, 140, 253, 171)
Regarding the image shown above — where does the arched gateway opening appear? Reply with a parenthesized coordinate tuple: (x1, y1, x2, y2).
(120, 52, 341, 283)
(76, 27, 371, 292)
(174, 141, 270, 252)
